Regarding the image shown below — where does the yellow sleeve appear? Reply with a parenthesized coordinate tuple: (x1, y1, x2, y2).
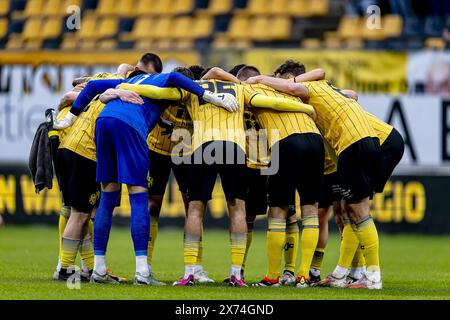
(117, 83, 185, 101)
(249, 94, 315, 115)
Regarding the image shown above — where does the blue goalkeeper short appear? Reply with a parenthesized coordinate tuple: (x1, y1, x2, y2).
(95, 117, 149, 188)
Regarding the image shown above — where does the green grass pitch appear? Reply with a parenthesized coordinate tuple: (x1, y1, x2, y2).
(0, 226, 449, 300)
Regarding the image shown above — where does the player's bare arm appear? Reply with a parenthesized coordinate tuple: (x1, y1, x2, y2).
(246, 75, 309, 101)
(341, 89, 359, 101)
(201, 67, 241, 84)
(294, 68, 325, 82)
(99, 88, 144, 105)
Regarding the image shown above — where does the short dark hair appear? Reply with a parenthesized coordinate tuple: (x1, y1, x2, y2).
(188, 65, 205, 80)
(173, 66, 195, 80)
(127, 70, 147, 79)
(138, 53, 163, 73)
(236, 65, 260, 81)
(273, 60, 305, 78)
(228, 64, 247, 76)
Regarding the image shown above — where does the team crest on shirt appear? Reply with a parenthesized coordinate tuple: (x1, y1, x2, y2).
(89, 192, 99, 205)
(148, 174, 154, 188)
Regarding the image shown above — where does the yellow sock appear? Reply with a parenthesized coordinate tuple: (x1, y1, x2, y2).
(79, 237, 94, 270)
(284, 221, 299, 273)
(351, 247, 366, 268)
(337, 221, 359, 269)
(147, 217, 159, 265)
(311, 248, 325, 271)
(242, 222, 254, 270)
(88, 218, 93, 239)
(197, 227, 204, 266)
(266, 218, 286, 280)
(61, 237, 81, 269)
(296, 216, 319, 278)
(184, 234, 201, 266)
(230, 232, 247, 267)
(58, 212, 68, 261)
(354, 216, 380, 272)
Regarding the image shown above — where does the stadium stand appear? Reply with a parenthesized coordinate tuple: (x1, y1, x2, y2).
(0, 0, 449, 50)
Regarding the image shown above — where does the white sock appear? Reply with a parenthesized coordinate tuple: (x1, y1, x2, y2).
(94, 255, 107, 275)
(230, 265, 242, 280)
(349, 266, 366, 280)
(81, 260, 89, 273)
(333, 265, 350, 278)
(310, 268, 320, 277)
(147, 264, 152, 273)
(365, 267, 381, 282)
(56, 260, 61, 272)
(184, 265, 196, 277)
(136, 256, 149, 276)
(193, 265, 203, 274)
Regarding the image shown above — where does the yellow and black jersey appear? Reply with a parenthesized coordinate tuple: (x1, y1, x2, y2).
(323, 138, 338, 175)
(303, 80, 376, 155)
(59, 72, 122, 161)
(365, 111, 393, 145)
(181, 80, 256, 152)
(147, 103, 193, 156)
(245, 83, 320, 147)
(244, 109, 270, 169)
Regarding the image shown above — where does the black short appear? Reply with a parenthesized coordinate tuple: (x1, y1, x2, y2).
(245, 167, 268, 216)
(337, 137, 382, 203)
(188, 141, 247, 203)
(319, 172, 341, 209)
(373, 128, 405, 193)
(148, 150, 189, 196)
(57, 148, 100, 213)
(268, 133, 324, 207)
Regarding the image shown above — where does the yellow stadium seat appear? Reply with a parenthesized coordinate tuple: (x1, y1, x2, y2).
(240, 0, 270, 15)
(61, 34, 78, 49)
(98, 39, 118, 50)
(76, 14, 97, 39)
(309, 0, 329, 16)
(271, 16, 291, 40)
(268, 0, 290, 15)
(249, 17, 269, 41)
(117, 0, 136, 17)
(24, 39, 42, 50)
(362, 18, 385, 40)
(98, 17, 119, 38)
(135, 0, 156, 16)
(42, 0, 63, 16)
(301, 38, 321, 49)
(289, 0, 310, 17)
(120, 18, 154, 40)
(324, 36, 342, 49)
(0, 0, 10, 16)
(227, 16, 250, 40)
(13, 0, 44, 18)
(212, 36, 231, 49)
(338, 16, 363, 39)
(152, 17, 172, 39)
(191, 15, 213, 38)
(172, 16, 192, 39)
(175, 39, 193, 49)
(155, 38, 173, 50)
(234, 39, 252, 49)
(383, 14, 403, 38)
(0, 18, 7, 38)
(6, 36, 24, 49)
(22, 18, 43, 40)
(173, 0, 193, 15)
(80, 39, 97, 50)
(41, 17, 62, 39)
(198, 0, 232, 15)
(345, 38, 364, 49)
(425, 37, 445, 50)
(151, 1, 172, 15)
(135, 39, 154, 50)
(96, 0, 118, 16)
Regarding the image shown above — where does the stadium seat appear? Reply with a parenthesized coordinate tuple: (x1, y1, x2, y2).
(237, 0, 270, 15)
(24, 39, 42, 50)
(21, 17, 42, 40)
(120, 18, 154, 40)
(271, 16, 291, 40)
(0, 0, 10, 16)
(150, 0, 172, 15)
(224, 15, 250, 40)
(191, 15, 214, 39)
(135, 0, 156, 16)
(0, 17, 7, 38)
(345, 38, 364, 49)
(383, 15, 403, 38)
(338, 16, 363, 40)
(172, 16, 192, 39)
(289, 0, 312, 17)
(96, 0, 119, 16)
(324, 31, 342, 48)
(60, 33, 78, 49)
(198, 0, 232, 15)
(267, 0, 290, 15)
(12, 0, 44, 19)
(75, 14, 97, 39)
(6, 36, 24, 49)
(249, 17, 269, 41)
(425, 37, 445, 50)
(134, 38, 154, 50)
(301, 38, 321, 49)
(41, 17, 62, 39)
(98, 39, 118, 50)
(309, 0, 329, 16)
(98, 17, 119, 38)
(173, 0, 193, 15)
(42, 0, 63, 16)
(152, 17, 172, 39)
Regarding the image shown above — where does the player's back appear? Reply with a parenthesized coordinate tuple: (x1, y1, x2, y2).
(245, 83, 319, 147)
(185, 79, 247, 152)
(364, 111, 393, 145)
(303, 80, 376, 155)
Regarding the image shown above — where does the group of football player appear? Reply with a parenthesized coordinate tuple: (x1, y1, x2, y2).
(51, 52, 403, 289)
